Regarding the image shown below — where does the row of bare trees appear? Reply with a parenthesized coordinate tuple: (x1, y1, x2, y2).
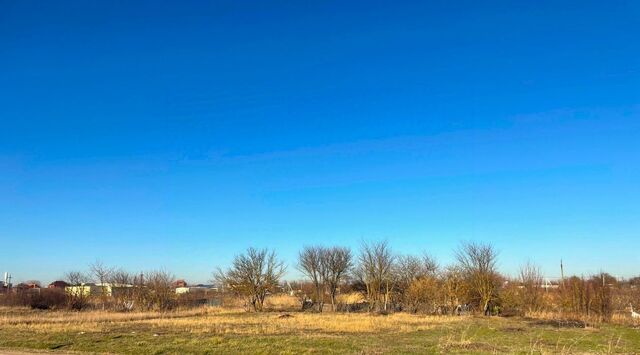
(500, 271, 624, 322)
(6, 243, 635, 321)
(215, 241, 634, 323)
(349, 241, 501, 314)
(214, 241, 501, 315)
(297, 246, 353, 311)
(64, 262, 176, 311)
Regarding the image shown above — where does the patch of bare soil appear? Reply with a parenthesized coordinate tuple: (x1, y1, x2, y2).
(527, 318, 586, 328)
(502, 326, 526, 332)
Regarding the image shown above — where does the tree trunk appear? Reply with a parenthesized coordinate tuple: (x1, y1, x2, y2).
(383, 285, 388, 312)
(331, 292, 335, 312)
(316, 286, 322, 312)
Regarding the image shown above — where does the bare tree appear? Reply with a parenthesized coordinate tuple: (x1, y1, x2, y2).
(65, 271, 90, 285)
(455, 242, 500, 316)
(395, 253, 440, 313)
(322, 246, 353, 311)
(64, 271, 91, 310)
(442, 265, 467, 315)
(89, 260, 113, 310)
(132, 272, 152, 311)
(519, 261, 544, 312)
(298, 246, 326, 311)
(112, 269, 132, 285)
(216, 248, 286, 312)
(109, 269, 134, 311)
(145, 270, 176, 311)
(422, 254, 439, 276)
(395, 255, 425, 288)
(357, 240, 395, 312)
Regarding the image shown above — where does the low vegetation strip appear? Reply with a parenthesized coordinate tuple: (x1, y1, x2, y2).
(1, 307, 640, 354)
(3, 242, 640, 353)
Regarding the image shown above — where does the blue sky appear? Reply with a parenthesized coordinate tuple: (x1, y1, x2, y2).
(1, 1, 639, 284)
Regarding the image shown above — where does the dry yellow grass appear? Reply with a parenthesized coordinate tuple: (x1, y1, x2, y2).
(157, 310, 467, 335)
(0, 306, 466, 335)
(2, 306, 640, 354)
(336, 291, 366, 304)
(263, 294, 300, 309)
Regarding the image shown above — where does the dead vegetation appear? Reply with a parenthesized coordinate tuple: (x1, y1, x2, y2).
(0, 306, 461, 335)
(1, 306, 639, 354)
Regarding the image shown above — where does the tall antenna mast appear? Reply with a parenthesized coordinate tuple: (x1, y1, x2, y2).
(3, 272, 12, 289)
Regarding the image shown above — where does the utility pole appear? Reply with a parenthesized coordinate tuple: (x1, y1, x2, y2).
(560, 259, 565, 288)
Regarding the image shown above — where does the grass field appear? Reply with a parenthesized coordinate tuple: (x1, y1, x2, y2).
(1, 307, 640, 354)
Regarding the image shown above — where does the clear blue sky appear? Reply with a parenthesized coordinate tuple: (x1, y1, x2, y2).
(1, 1, 639, 284)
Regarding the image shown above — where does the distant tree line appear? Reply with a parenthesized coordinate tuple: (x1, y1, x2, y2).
(2, 241, 640, 324)
(216, 241, 639, 323)
(0, 261, 179, 312)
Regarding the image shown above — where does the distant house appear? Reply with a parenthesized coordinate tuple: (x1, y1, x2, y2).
(16, 282, 40, 290)
(65, 283, 100, 297)
(48, 280, 69, 290)
(103, 283, 134, 298)
(176, 284, 218, 294)
(175, 279, 188, 288)
(175, 286, 190, 294)
(65, 283, 134, 298)
(14, 282, 41, 294)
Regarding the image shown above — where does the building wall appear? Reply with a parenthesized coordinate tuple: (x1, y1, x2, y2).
(176, 287, 190, 294)
(65, 285, 104, 297)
